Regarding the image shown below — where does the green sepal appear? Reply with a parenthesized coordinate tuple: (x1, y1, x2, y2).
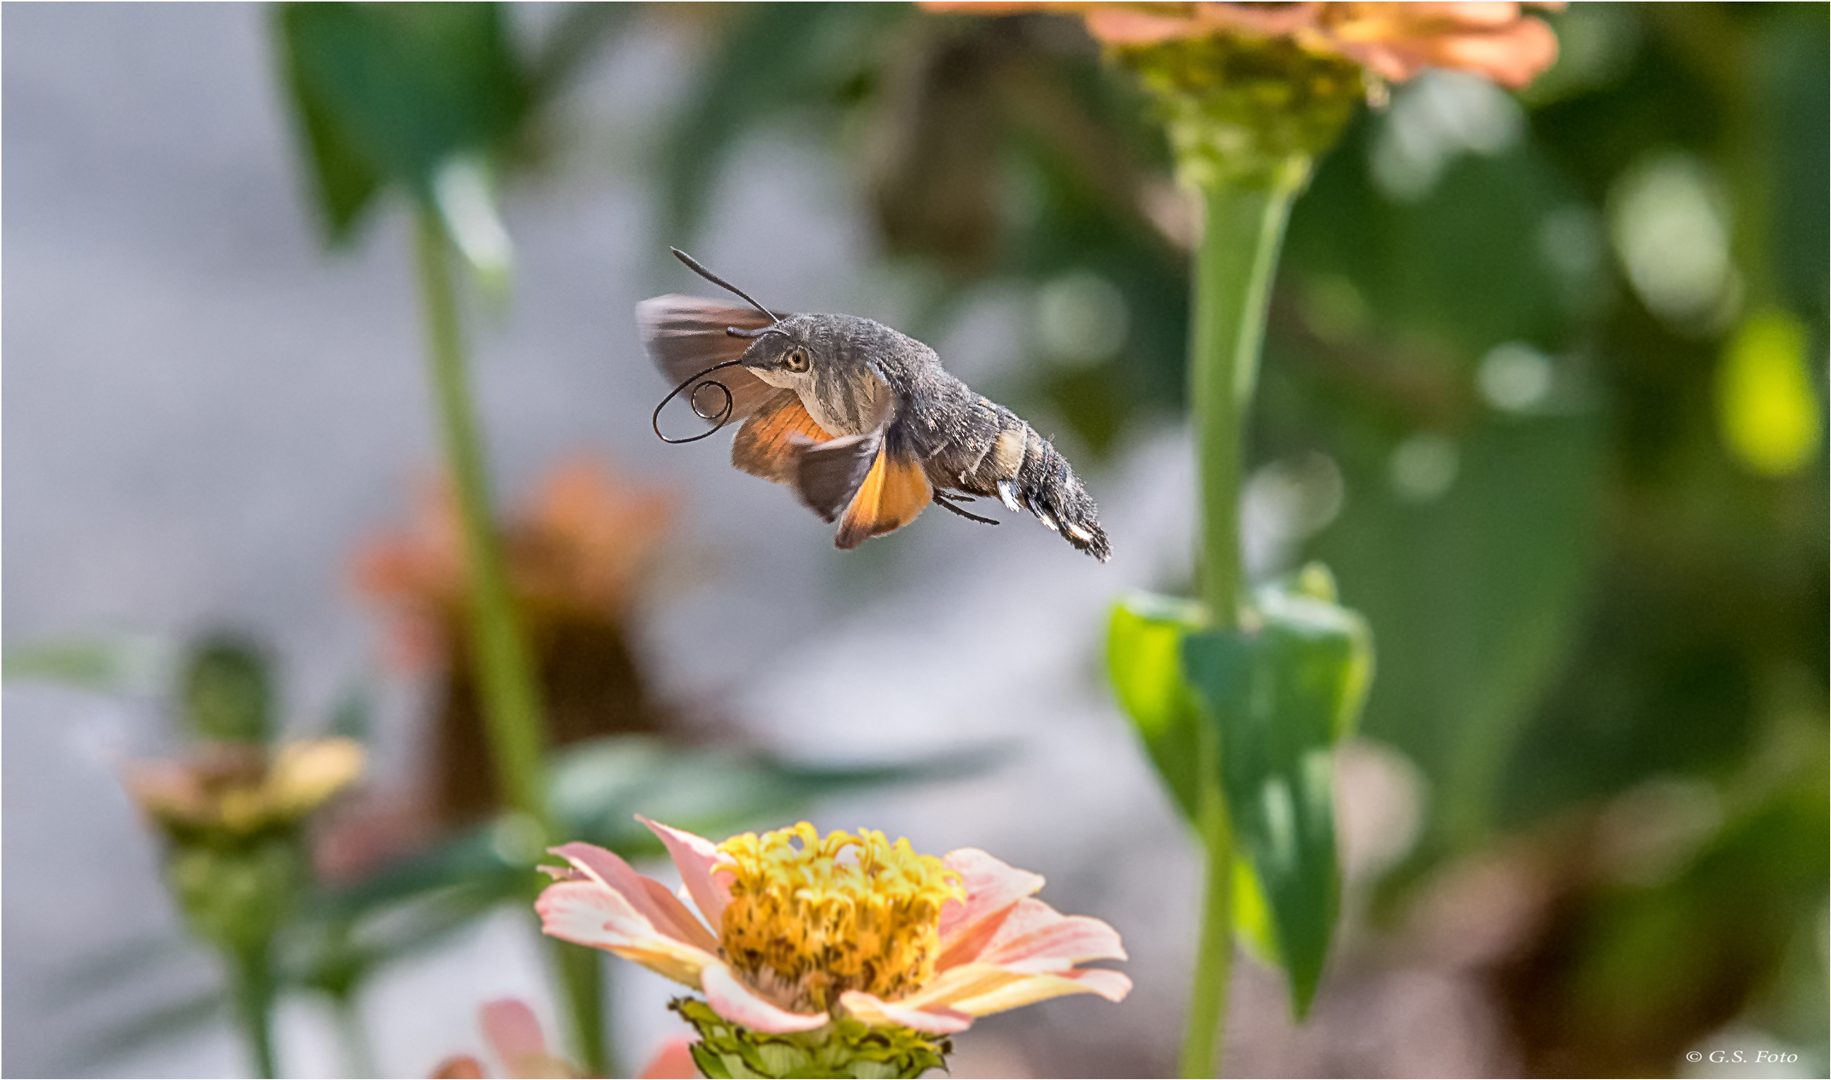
(1110, 34, 1364, 190)
(1182, 567, 1372, 1015)
(671, 997, 950, 1080)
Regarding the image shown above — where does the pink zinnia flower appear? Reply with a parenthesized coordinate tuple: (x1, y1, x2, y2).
(536, 819, 1131, 1037)
(925, 2, 1562, 90)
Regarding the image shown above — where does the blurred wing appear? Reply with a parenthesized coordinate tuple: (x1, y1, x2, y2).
(834, 436, 932, 549)
(732, 390, 834, 483)
(637, 294, 783, 420)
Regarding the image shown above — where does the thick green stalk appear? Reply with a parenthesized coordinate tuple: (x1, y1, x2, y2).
(412, 206, 550, 824)
(413, 207, 611, 1075)
(1179, 168, 1304, 1079)
(1179, 730, 1234, 1080)
(231, 946, 279, 1079)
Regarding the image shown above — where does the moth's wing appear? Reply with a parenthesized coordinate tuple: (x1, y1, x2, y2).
(732, 390, 833, 484)
(793, 432, 881, 523)
(636, 294, 782, 420)
(833, 435, 933, 549)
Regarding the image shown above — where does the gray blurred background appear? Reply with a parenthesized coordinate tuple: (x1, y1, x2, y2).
(4, 5, 1223, 1076)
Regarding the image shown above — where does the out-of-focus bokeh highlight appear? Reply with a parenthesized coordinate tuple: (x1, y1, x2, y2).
(4, 4, 1825, 1078)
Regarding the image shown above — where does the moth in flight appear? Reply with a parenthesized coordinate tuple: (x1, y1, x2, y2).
(643, 249, 1109, 561)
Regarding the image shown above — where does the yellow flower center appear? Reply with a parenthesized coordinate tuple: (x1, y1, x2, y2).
(715, 823, 965, 1014)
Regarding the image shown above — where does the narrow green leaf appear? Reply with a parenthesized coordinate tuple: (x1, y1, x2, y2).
(1106, 593, 1207, 822)
(1182, 577, 1372, 1015)
(2, 634, 177, 695)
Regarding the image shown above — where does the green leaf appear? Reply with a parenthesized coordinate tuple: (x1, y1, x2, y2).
(2, 634, 177, 695)
(1106, 593, 1207, 822)
(1182, 577, 1372, 1015)
(275, 2, 528, 242)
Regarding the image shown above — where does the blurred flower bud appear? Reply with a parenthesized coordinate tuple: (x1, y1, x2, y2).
(181, 633, 275, 745)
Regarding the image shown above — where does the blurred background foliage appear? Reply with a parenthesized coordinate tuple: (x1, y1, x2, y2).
(7, 2, 1825, 1077)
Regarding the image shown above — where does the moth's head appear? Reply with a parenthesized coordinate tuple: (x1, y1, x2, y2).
(736, 314, 825, 388)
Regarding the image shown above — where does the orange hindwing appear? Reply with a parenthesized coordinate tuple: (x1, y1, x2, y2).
(835, 444, 933, 549)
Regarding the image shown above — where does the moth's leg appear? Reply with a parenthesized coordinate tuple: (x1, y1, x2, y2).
(932, 490, 1000, 526)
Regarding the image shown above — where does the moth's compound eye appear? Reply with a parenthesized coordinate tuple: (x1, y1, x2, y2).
(785, 349, 810, 373)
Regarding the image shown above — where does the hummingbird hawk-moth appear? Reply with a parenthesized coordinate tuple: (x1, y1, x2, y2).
(642, 249, 1110, 562)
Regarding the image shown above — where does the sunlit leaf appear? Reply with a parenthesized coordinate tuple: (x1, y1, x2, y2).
(1716, 309, 1821, 477)
(1106, 592, 1206, 822)
(1182, 576, 1372, 1015)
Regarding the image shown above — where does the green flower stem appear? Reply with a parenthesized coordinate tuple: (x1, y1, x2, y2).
(553, 939, 615, 1079)
(1180, 167, 1305, 1079)
(412, 205, 550, 825)
(231, 945, 279, 1079)
(1180, 736, 1235, 1080)
(333, 992, 378, 1080)
(413, 206, 612, 1076)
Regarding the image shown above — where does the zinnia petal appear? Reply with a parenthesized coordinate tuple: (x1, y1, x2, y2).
(548, 842, 719, 954)
(700, 961, 830, 1034)
(637, 1037, 700, 1080)
(837, 990, 974, 1035)
(937, 848, 1044, 956)
(879, 962, 1029, 1013)
(479, 999, 573, 1079)
(947, 968, 1134, 1017)
(640, 816, 734, 934)
(535, 880, 718, 987)
(970, 898, 1128, 972)
(1428, 17, 1559, 87)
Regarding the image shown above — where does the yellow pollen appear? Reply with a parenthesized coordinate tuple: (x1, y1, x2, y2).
(715, 823, 965, 1013)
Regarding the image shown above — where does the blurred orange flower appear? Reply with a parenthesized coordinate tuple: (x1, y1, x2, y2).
(353, 456, 681, 825)
(926, 2, 1562, 88)
(355, 457, 677, 669)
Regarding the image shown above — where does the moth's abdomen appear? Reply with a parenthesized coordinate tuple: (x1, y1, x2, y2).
(926, 396, 1111, 562)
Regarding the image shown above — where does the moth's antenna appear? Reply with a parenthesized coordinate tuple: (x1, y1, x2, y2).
(671, 247, 781, 323)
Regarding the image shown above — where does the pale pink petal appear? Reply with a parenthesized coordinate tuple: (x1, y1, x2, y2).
(479, 999, 574, 1079)
(700, 962, 830, 1034)
(480, 999, 547, 1066)
(638, 1037, 700, 1079)
(880, 962, 1026, 1013)
(535, 881, 718, 987)
(549, 842, 719, 954)
(837, 990, 974, 1035)
(640, 816, 734, 935)
(972, 899, 1128, 972)
(947, 968, 1134, 1017)
(937, 849, 1044, 957)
